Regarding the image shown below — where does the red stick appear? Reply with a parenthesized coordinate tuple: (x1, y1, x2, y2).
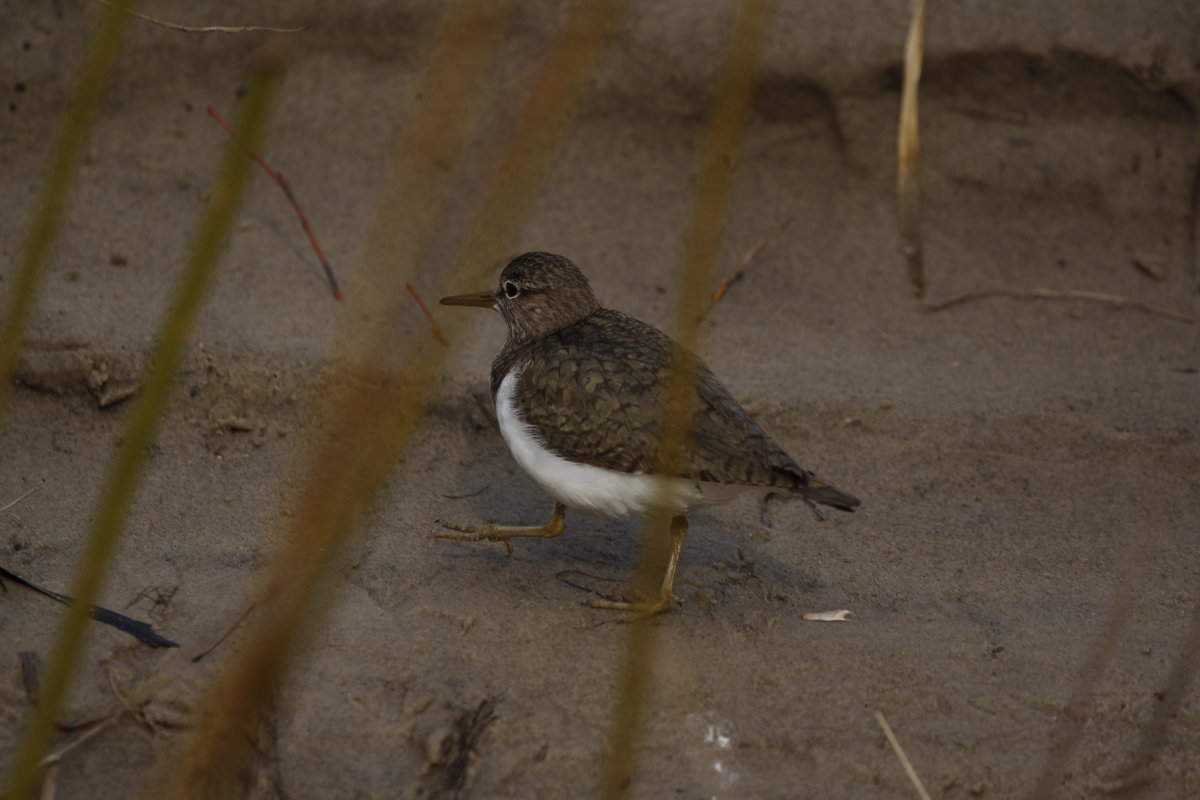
(206, 105, 344, 301)
(406, 283, 450, 346)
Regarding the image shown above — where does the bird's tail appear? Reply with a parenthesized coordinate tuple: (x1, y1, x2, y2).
(802, 477, 860, 512)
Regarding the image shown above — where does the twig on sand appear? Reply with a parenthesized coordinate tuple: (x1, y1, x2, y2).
(192, 603, 258, 663)
(705, 218, 793, 315)
(1130, 257, 1165, 281)
(206, 106, 343, 301)
(38, 712, 121, 769)
(407, 283, 450, 346)
(38, 712, 122, 797)
(925, 287, 1195, 323)
(37, 713, 120, 800)
(875, 710, 932, 800)
(1, 485, 39, 521)
(90, 0, 307, 34)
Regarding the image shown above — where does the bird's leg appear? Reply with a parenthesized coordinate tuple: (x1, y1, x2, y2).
(433, 503, 566, 556)
(591, 515, 688, 618)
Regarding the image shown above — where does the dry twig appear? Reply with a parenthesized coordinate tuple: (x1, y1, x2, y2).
(38, 762, 57, 800)
(38, 713, 120, 768)
(91, 0, 307, 34)
(875, 710, 932, 800)
(192, 603, 258, 663)
(207, 106, 343, 301)
(706, 218, 792, 313)
(407, 283, 450, 346)
(925, 288, 1195, 323)
(1130, 257, 1165, 281)
(1, 485, 39, 521)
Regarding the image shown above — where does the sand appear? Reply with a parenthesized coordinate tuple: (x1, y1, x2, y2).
(2, 2, 1198, 798)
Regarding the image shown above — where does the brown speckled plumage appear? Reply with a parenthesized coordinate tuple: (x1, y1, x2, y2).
(481, 252, 859, 511)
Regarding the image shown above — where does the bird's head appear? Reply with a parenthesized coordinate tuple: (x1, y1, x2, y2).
(441, 252, 601, 343)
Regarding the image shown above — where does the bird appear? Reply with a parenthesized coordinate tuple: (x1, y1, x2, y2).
(436, 251, 859, 615)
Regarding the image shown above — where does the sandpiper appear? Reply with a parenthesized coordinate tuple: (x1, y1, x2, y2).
(437, 251, 859, 615)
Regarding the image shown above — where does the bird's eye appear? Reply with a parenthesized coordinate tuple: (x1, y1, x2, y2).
(503, 281, 520, 298)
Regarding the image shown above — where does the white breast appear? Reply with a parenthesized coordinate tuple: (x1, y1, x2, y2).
(495, 370, 748, 517)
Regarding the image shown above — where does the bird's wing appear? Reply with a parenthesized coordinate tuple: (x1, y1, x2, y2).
(512, 310, 806, 488)
(512, 310, 670, 475)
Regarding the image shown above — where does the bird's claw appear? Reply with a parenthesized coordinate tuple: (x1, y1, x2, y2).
(434, 519, 478, 534)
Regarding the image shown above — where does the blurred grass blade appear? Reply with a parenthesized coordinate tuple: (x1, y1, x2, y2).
(1030, 512, 1160, 800)
(458, 0, 632, 275)
(601, 1, 768, 797)
(0, 0, 137, 431)
(339, 0, 519, 339)
(157, 3, 626, 797)
(3, 45, 286, 800)
(898, 0, 926, 298)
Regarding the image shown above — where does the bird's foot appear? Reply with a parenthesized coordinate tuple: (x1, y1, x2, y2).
(431, 505, 566, 558)
(587, 590, 677, 622)
(432, 521, 517, 556)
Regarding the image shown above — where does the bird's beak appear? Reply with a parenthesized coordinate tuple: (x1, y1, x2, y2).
(439, 290, 498, 309)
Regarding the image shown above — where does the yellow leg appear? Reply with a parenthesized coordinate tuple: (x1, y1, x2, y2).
(591, 515, 688, 618)
(433, 503, 566, 556)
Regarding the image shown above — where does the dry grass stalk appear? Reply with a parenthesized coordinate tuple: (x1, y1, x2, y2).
(926, 287, 1195, 323)
(601, 1, 767, 797)
(875, 710, 933, 800)
(158, 3, 625, 796)
(90, 0, 307, 34)
(897, 0, 927, 298)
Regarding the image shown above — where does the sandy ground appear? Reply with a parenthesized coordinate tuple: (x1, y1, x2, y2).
(2, 2, 1199, 798)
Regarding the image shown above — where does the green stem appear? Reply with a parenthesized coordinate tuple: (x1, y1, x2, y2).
(4, 47, 286, 800)
(0, 0, 136, 428)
